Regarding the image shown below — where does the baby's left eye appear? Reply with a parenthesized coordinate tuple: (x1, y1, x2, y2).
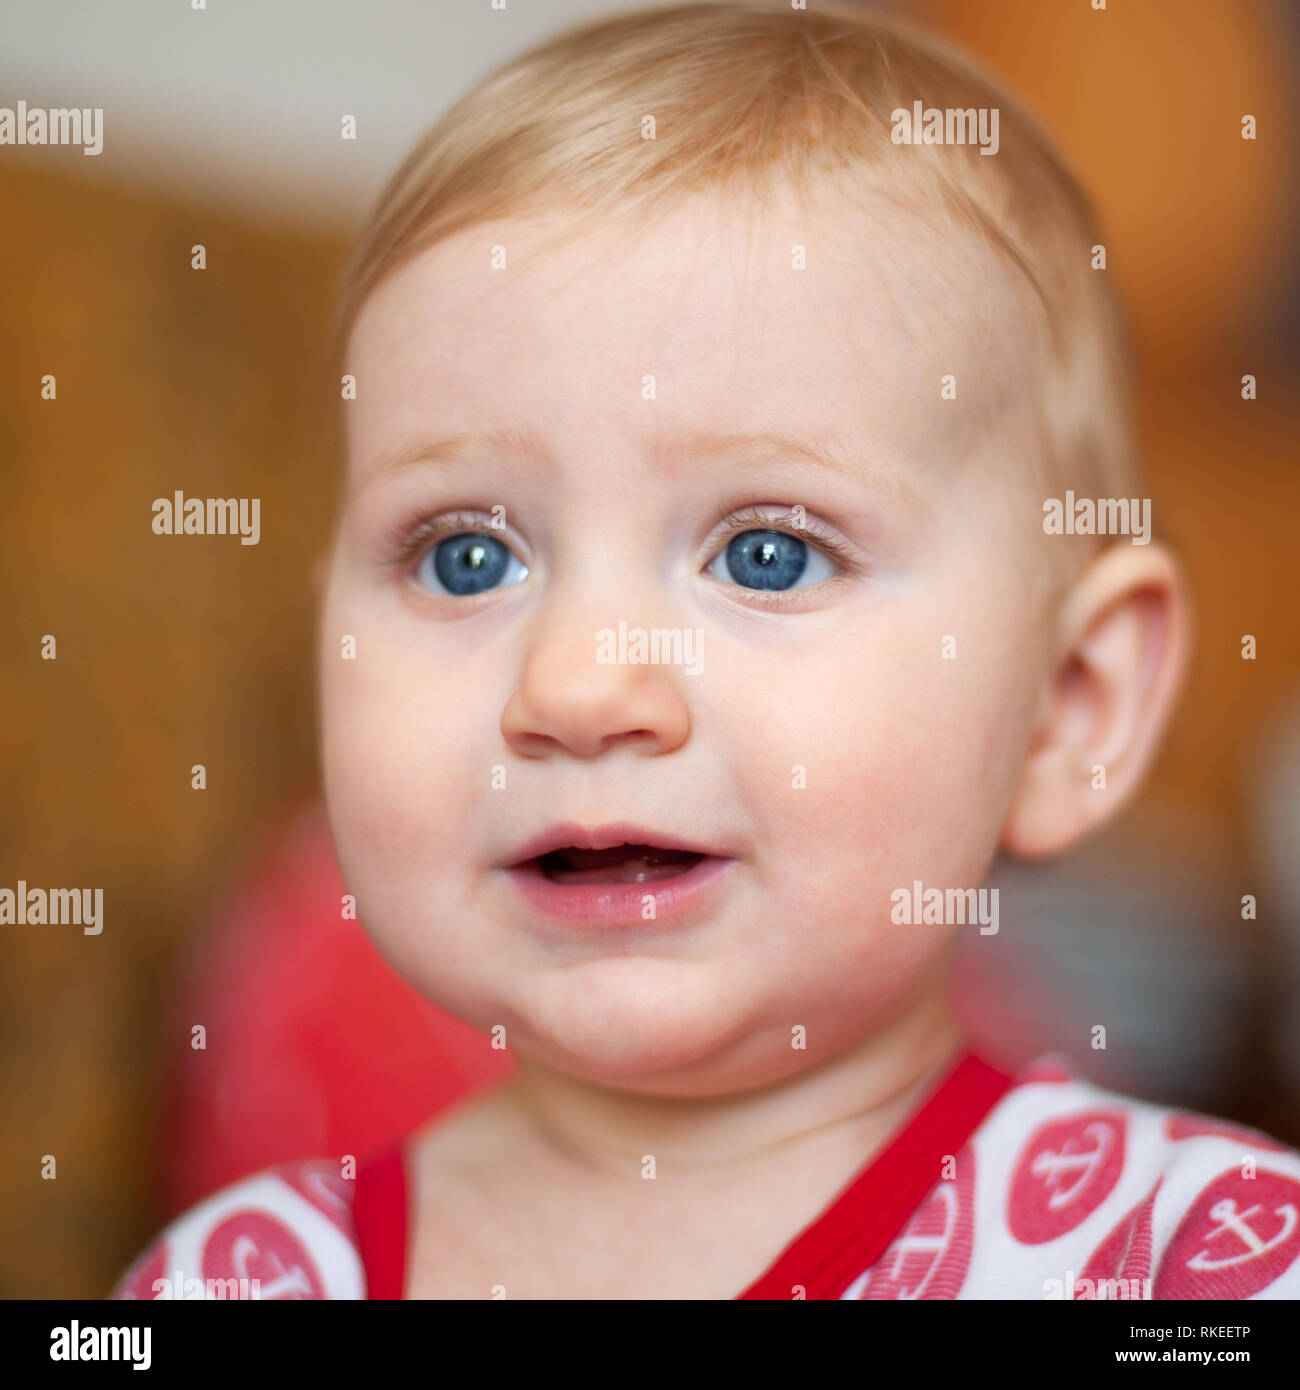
(706, 529, 838, 591)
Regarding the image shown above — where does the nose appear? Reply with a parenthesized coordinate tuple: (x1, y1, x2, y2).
(501, 612, 691, 760)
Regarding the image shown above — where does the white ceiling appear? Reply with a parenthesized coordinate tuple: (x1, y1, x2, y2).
(0, 0, 645, 231)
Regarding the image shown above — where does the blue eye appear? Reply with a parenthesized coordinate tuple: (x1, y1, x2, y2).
(708, 528, 837, 592)
(416, 532, 529, 596)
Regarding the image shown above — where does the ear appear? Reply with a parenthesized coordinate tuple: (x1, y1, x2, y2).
(999, 540, 1192, 859)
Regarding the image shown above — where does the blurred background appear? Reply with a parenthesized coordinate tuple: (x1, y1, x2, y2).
(2, 0, 1298, 1298)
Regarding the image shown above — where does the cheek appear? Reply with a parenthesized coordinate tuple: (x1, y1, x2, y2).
(317, 616, 500, 1004)
(318, 592, 485, 876)
(735, 608, 1027, 917)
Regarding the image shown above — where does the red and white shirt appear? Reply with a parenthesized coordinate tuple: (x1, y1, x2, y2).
(109, 1049, 1300, 1300)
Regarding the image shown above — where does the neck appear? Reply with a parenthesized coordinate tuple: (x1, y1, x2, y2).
(504, 989, 965, 1189)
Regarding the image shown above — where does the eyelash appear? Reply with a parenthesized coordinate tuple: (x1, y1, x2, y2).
(712, 504, 860, 574)
(380, 503, 863, 589)
(384, 509, 507, 569)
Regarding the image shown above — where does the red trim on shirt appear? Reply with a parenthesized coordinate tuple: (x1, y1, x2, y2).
(738, 1048, 1016, 1299)
(353, 1142, 408, 1300)
(353, 1047, 1017, 1300)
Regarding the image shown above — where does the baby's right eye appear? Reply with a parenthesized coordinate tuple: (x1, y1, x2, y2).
(415, 532, 530, 597)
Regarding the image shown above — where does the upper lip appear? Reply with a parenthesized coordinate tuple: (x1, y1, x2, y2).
(503, 821, 730, 867)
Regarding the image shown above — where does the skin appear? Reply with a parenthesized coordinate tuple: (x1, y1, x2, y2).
(317, 178, 1189, 1295)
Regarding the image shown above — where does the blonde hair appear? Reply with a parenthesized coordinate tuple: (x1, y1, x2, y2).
(334, 0, 1136, 500)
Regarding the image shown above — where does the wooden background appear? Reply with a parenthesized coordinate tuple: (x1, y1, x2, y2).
(0, 165, 346, 1296)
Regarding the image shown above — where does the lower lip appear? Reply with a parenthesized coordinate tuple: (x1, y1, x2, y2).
(504, 855, 735, 927)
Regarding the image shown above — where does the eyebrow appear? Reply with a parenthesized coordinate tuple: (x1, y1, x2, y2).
(357, 425, 912, 501)
(654, 429, 862, 479)
(356, 427, 555, 495)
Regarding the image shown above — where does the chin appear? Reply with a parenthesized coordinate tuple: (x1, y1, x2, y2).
(524, 969, 751, 1088)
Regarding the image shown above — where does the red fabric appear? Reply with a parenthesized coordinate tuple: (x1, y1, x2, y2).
(351, 1047, 1015, 1300)
(739, 1048, 1015, 1298)
(353, 1145, 408, 1301)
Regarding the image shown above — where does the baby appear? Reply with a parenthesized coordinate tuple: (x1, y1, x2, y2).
(112, 1, 1300, 1300)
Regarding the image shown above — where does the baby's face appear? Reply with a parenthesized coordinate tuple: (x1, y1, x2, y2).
(320, 183, 1050, 1095)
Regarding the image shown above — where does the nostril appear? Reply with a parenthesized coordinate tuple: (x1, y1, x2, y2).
(596, 729, 657, 751)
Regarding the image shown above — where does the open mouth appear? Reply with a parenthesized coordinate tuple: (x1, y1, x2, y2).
(532, 844, 706, 885)
(504, 824, 733, 925)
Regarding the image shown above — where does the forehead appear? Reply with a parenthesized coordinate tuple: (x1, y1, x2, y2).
(344, 181, 1030, 482)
